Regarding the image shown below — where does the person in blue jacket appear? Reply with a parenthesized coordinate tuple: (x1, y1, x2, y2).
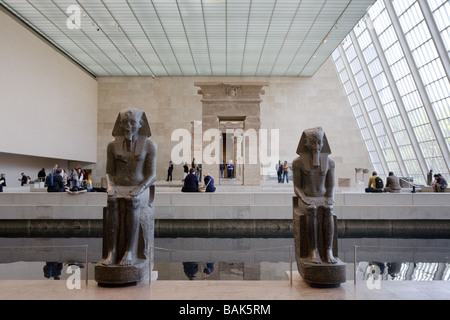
(46, 168, 68, 192)
(227, 160, 234, 179)
(203, 173, 216, 193)
(181, 168, 199, 192)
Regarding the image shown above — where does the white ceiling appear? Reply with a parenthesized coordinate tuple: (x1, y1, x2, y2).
(1, 0, 376, 77)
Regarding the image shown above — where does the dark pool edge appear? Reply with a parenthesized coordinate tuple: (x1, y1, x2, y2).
(1, 219, 450, 239)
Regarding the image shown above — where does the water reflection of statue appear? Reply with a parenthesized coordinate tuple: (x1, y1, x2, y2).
(101, 108, 156, 268)
(293, 127, 337, 264)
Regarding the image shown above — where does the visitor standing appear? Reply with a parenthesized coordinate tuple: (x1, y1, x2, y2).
(167, 161, 174, 181)
(0, 174, 5, 192)
(282, 161, 289, 183)
(183, 162, 189, 179)
(38, 168, 46, 182)
(18, 172, 27, 186)
(219, 161, 225, 179)
(276, 160, 283, 183)
(227, 160, 234, 179)
(197, 163, 202, 182)
(71, 168, 79, 190)
(77, 168, 84, 187)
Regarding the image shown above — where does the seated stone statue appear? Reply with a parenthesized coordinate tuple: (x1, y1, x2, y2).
(101, 108, 156, 268)
(293, 127, 337, 265)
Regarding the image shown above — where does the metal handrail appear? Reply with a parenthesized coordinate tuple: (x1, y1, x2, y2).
(398, 177, 424, 188)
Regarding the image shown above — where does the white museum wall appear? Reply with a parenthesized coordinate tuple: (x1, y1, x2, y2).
(0, 9, 98, 164)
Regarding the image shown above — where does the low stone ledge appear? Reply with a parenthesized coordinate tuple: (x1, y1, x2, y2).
(0, 205, 104, 219)
(1, 192, 450, 222)
(155, 192, 295, 205)
(4, 191, 450, 207)
(155, 205, 293, 220)
(0, 192, 107, 206)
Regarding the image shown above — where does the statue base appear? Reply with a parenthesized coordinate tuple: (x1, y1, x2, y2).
(95, 259, 149, 286)
(297, 258, 346, 288)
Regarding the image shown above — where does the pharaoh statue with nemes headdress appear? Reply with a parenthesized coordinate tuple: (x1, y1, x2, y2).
(96, 108, 157, 285)
(292, 127, 337, 264)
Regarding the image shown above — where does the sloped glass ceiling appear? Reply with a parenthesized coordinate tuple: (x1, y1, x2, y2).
(331, 0, 450, 185)
(0, 0, 375, 77)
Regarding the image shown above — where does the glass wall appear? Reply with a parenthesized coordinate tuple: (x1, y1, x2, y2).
(332, 0, 450, 185)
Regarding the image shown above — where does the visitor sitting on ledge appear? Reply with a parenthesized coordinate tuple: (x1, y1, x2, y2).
(433, 174, 448, 192)
(365, 171, 384, 193)
(67, 185, 88, 195)
(203, 173, 216, 193)
(384, 172, 401, 193)
(46, 168, 68, 193)
(181, 168, 199, 192)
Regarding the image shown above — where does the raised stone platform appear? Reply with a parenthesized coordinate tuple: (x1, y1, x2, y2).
(1, 186, 450, 239)
(155, 192, 293, 219)
(0, 192, 106, 219)
(1, 190, 450, 221)
(156, 191, 450, 220)
(335, 192, 450, 220)
(420, 186, 450, 193)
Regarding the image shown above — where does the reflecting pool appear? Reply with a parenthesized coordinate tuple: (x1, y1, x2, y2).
(0, 235, 450, 282)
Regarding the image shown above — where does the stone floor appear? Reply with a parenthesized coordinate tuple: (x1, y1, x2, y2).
(1, 272, 450, 300)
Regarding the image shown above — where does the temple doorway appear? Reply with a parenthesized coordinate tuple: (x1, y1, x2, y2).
(196, 81, 268, 186)
(219, 118, 244, 183)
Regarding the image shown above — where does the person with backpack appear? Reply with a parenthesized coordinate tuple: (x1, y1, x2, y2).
(365, 171, 384, 193)
(44, 164, 57, 188)
(46, 168, 67, 192)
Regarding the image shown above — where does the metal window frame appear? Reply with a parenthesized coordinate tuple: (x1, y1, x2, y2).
(385, 0, 450, 173)
(366, 11, 430, 182)
(338, 42, 390, 175)
(350, 29, 407, 175)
